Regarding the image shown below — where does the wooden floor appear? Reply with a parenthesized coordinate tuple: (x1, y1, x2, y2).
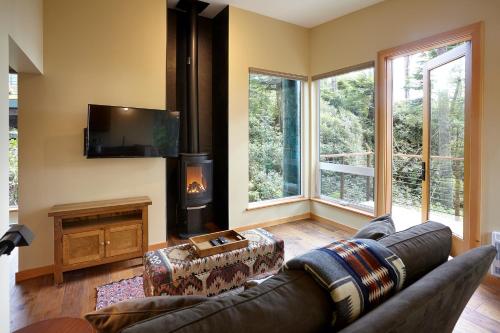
(9, 219, 500, 332)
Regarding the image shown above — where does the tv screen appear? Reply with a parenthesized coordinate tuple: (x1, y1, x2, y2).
(86, 104, 179, 158)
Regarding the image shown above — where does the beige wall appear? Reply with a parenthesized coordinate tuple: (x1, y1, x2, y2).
(227, 7, 310, 228)
(0, 0, 10, 329)
(16, 0, 500, 274)
(0, 0, 43, 329)
(19, 0, 166, 270)
(309, 0, 500, 242)
(8, 0, 43, 73)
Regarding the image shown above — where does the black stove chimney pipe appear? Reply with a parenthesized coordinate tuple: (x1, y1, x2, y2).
(187, 0, 199, 153)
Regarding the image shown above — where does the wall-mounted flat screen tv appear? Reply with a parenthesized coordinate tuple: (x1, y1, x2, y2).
(86, 104, 180, 158)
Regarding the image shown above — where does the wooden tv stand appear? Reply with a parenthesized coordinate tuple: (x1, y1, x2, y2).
(48, 197, 152, 284)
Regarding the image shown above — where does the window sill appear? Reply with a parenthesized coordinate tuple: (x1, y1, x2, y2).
(246, 196, 309, 211)
(310, 197, 375, 218)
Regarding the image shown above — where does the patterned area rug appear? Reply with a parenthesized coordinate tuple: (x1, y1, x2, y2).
(96, 276, 145, 310)
(95, 276, 244, 310)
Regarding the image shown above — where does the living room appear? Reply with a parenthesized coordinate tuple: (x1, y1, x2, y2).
(0, 0, 499, 332)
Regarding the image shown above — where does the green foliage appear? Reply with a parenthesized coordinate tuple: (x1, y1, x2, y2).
(319, 69, 375, 206)
(9, 134, 18, 207)
(318, 44, 465, 218)
(248, 74, 302, 202)
(248, 74, 286, 202)
(391, 45, 465, 216)
(249, 44, 465, 219)
(319, 71, 374, 156)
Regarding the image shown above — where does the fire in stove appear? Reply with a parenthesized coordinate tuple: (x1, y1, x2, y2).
(186, 165, 207, 194)
(187, 181, 206, 193)
(179, 155, 212, 208)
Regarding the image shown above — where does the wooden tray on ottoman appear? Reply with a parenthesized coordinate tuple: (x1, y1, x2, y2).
(189, 230, 248, 257)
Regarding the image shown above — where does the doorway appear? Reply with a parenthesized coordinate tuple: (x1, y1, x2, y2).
(391, 42, 467, 237)
(377, 23, 482, 256)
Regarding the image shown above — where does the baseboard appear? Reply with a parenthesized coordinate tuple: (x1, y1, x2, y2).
(15, 264, 54, 283)
(310, 213, 359, 234)
(233, 212, 311, 232)
(15, 242, 168, 283)
(483, 274, 500, 288)
(148, 242, 168, 251)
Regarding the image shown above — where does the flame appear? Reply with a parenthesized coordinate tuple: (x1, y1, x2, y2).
(186, 166, 207, 194)
(187, 181, 206, 194)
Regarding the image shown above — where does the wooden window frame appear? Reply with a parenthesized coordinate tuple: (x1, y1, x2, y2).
(249, 67, 308, 82)
(247, 68, 307, 209)
(312, 61, 376, 217)
(376, 22, 483, 250)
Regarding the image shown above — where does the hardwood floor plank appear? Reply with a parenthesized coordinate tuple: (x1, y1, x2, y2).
(453, 317, 490, 333)
(459, 307, 500, 332)
(9, 219, 500, 332)
(61, 276, 85, 318)
(475, 298, 500, 323)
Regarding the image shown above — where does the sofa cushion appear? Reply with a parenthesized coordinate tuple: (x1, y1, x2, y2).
(378, 221, 452, 286)
(353, 214, 395, 240)
(85, 295, 208, 333)
(122, 270, 333, 333)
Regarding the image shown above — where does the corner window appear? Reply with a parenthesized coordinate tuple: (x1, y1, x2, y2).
(316, 64, 375, 213)
(248, 70, 302, 203)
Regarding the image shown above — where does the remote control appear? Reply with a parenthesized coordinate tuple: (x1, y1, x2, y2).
(218, 236, 229, 244)
(210, 239, 221, 246)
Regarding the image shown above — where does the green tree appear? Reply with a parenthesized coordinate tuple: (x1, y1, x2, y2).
(248, 74, 286, 202)
(392, 43, 465, 216)
(319, 69, 375, 205)
(9, 136, 18, 207)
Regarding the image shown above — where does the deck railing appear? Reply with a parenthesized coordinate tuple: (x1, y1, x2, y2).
(319, 152, 464, 217)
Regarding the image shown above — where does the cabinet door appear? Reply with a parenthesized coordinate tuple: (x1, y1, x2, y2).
(105, 224, 142, 257)
(63, 230, 105, 266)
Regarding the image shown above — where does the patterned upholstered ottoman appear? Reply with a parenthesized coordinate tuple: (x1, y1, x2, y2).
(143, 228, 284, 297)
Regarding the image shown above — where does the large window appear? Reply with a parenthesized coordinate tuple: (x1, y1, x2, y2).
(317, 64, 375, 213)
(248, 70, 302, 203)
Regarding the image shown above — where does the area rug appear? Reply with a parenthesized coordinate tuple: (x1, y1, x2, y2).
(95, 276, 244, 310)
(96, 276, 145, 310)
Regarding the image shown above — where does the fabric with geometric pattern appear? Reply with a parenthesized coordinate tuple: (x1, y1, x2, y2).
(285, 239, 406, 329)
(143, 228, 284, 297)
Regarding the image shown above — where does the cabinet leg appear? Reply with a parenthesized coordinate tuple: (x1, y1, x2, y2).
(54, 218, 64, 286)
(54, 269, 63, 285)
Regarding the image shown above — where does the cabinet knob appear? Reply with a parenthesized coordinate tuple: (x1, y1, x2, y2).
(106, 241, 111, 245)
(100, 242, 104, 246)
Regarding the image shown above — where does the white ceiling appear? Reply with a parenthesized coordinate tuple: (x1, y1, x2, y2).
(167, 0, 384, 28)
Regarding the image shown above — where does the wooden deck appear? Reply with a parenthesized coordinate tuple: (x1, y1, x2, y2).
(9, 219, 500, 332)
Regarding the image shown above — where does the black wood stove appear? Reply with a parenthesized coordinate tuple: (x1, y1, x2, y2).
(179, 153, 213, 208)
(175, 0, 214, 238)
